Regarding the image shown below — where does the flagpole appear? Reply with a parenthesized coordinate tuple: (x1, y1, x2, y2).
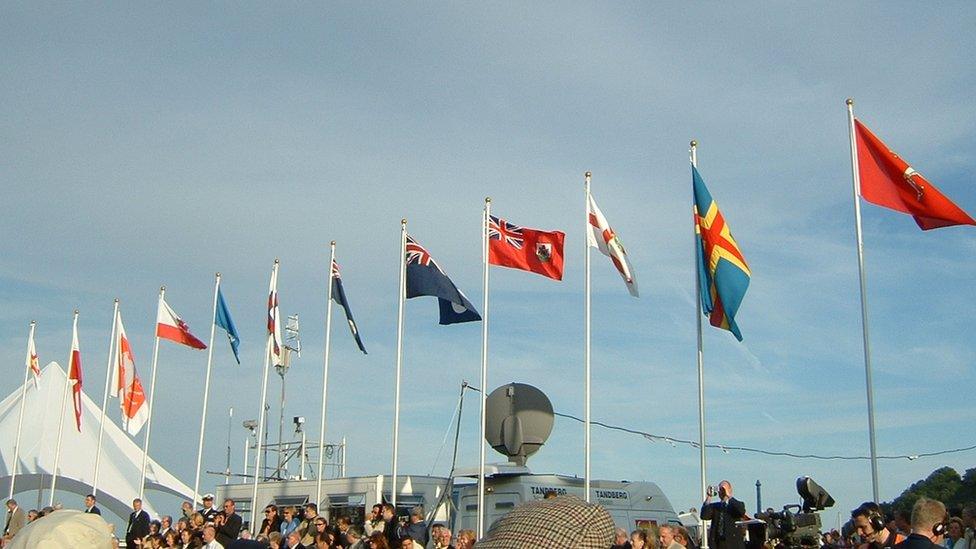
(252, 259, 278, 535)
(192, 273, 221, 508)
(316, 242, 337, 505)
(691, 141, 709, 549)
(477, 198, 491, 538)
(140, 288, 165, 501)
(583, 172, 593, 503)
(9, 321, 36, 500)
(846, 98, 881, 503)
(93, 299, 120, 497)
(392, 219, 407, 512)
(50, 310, 78, 506)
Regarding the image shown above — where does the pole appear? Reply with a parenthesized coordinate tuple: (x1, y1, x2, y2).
(50, 309, 78, 506)
(316, 241, 337, 504)
(10, 321, 37, 500)
(277, 368, 286, 479)
(583, 173, 592, 503)
(392, 219, 407, 511)
(192, 273, 221, 507)
(243, 437, 249, 479)
(226, 407, 233, 485)
(846, 98, 881, 503)
(140, 288, 165, 500)
(755, 480, 762, 515)
(252, 259, 278, 535)
(341, 436, 346, 477)
(477, 198, 491, 538)
(691, 141, 709, 549)
(93, 300, 120, 497)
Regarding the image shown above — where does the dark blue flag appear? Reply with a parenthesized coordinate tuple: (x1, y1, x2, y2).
(215, 287, 241, 364)
(331, 259, 367, 354)
(405, 235, 481, 325)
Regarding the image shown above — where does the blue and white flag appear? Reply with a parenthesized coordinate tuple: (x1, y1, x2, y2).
(331, 259, 367, 354)
(405, 235, 481, 325)
(215, 287, 241, 364)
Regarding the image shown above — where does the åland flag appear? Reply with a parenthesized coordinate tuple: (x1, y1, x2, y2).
(405, 235, 481, 325)
(693, 166, 750, 341)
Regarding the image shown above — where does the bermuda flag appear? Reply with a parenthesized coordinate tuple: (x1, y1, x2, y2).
(268, 264, 284, 366)
(26, 327, 40, 388)
(68, 318, 83, 432)
(587, 193, 639, 297)
(110, 313, 148, 435)
(488, 215, 565, 280)
(157, 297, 207, 349)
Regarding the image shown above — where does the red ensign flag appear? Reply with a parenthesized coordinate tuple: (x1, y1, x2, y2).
(488, 215, 565, 280)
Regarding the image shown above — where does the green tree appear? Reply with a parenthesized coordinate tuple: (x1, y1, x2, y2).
(888, 467, 962, 514)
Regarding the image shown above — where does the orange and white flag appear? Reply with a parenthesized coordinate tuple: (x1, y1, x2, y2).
(26, 327, 40, 387)
(111, 313, 148, 435)
(587, 193, 639, 297)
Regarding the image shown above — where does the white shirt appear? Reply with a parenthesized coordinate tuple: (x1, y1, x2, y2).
(203, 540, 224, 549)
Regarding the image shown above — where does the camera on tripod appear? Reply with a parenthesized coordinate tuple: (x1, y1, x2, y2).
(744, 477, 835, 549)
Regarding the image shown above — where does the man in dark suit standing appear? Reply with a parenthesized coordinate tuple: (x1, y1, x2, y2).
(215, 499, 242, 547)
(84, 494, 101, 515)
(700, 480, 747, 549)
(126, 498, 151, 549)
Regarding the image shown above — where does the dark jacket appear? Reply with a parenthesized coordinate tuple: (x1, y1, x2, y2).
(893, 533, 941, 549)
(701, 498, 747, 549)
(217, 512, 243, 546)
(85, 505, 102, 515)
(126, 509, 151, 548)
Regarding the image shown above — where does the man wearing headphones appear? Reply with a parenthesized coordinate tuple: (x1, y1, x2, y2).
(852, 502, 905, 549)
(893, 497, 947, 549)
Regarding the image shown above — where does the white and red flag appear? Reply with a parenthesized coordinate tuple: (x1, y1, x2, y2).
(26, 327, 40, 387)
(587, 193, 639, 297)
(111, 314, 149, 435)
(268, 264, 283, 365)
(69, 320, 83, 432)
(156, 297, 207, 349)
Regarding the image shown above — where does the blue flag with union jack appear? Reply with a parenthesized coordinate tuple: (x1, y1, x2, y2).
(331, 258, 367, 354)
(405, 235, 481, 325)
(694, 166, 750, 341)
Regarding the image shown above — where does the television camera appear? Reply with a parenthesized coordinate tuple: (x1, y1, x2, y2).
(744, 477, 835, 549)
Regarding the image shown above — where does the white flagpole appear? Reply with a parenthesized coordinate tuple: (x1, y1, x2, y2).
(193, 273, 222, 508)
(691, 141, 709, 549)
(584, 172, 592, 503)
(316, 242, 337, 505)
(392, 219, 407, 511)
(50, 309, 78, 506)
(252, 260, 278, 535)
(9, 320, 37, 500)
(140, 287, 165, 501)
(93, 299, 120, 497)
(477, 198, 491, 538)
(846, 98, 881, 503)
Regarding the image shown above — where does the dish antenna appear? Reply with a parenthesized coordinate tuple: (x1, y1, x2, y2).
(484, 383, 554, 466)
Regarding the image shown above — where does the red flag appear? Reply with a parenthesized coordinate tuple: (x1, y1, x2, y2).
(488, 215, 565, 280)
(111, 313, 148, 435)
(26, 327, 40, 387)
(156, 297, 207, 349)
(69, 320, 83, 432)
(854, 119, 975, 230)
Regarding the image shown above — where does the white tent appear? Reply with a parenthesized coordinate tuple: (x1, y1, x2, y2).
(0, 362, 192, 518)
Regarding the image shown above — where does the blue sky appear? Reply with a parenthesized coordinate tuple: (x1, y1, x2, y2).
(2, 2, 975, 527)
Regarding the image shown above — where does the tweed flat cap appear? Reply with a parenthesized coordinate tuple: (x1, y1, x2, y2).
(476, 494, 615, 548)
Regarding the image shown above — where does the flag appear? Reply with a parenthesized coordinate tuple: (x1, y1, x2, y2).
(332, 259, 367, 354)
(268, 266, 284, 366)
(156, 297, 207, 349)
(26, 328, 40, 387)
(405, 235, 481, 325)
(488, 216, 565, 280)
(587, 193, 639, 297)
(69, 320, 83, 432)
(694, 166, 751, 341)
(111, 313, 148, 435)
(854, 119, 976, 230)
(215, 287, 241, 364)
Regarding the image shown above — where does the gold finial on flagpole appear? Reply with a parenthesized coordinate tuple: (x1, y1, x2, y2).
(30, 320, 36, 326)
(401, 218, 407, 225)
(74, 309, 79, 315)
(330, 240, 336, 246)
(585, 171, 591, 178)
(215, 272, 221, 279)
(114, 298, 119, 303)
(485, 197, 491, 204)
(846, 98, 854, 106)
(690, 140, 697, 148)
(274, 258, 279, 265)
(160, 285, 166, 292)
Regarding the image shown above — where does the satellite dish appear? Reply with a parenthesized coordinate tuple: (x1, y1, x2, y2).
(485, 383, 554, 466)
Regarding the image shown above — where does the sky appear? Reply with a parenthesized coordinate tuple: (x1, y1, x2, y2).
(2, 1, 975, 530)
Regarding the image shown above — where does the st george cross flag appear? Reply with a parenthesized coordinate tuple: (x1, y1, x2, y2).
(587, 194, 639, 297)
(405, 235, 481, 325)
(69, 320, 83, 432)
(215, 287, 241, 364)
(694, 166, 750, 341)
(26, 327, 40, 387)
(854, 119, 975, 230)
(110, 313, 148, 435)
(332, 259, 367, 354)
(488, 215, 565, 280)
(157, 297, 207, 349)
(268, 266, 284, 366)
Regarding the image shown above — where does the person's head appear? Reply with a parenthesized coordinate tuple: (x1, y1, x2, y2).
(400, 537, 416, 549)
(852, 502, 887, 542)
(191, 512, 205, 528)
(613, 527, 629, 545)
(659, 524, 676, 547)
(409, 505, 424, 524)
(162, 515, 172, 529)
(288, 530, 302, 547)
(5, 499, 17, 511)
(314, 516, 328, 534)
(150, 519, 161, 534)
(202, 494, 215, 508)
(911, 497, 948, 538)
(180, 529, 192, 543)
(133, 498, 143, 511)
(718, 480, 733, 499)
(268, 531, 282, 547)
(84, 494, 96, 508)
(381, 503, 395, 521)
(369, 504, 382, 520)
(434, 524, 451, 545)
(164, 531, 178, 546)
(202, 525, 217, 542)
(455, 529, 476, 549)
(27, 509, 38, 522)
(674, 526, 691, 548)
(947, 517, 964, 540)
(346, 525, 364, 543)
(368, 531, 390, 549)
(282, 506, 296, 522)
(631, 529, 648, 548)
(223, 498, 236, 515)
(177, 518, 189, 532)
(305, 502, 319, 518)
(894, 509, 911, 533)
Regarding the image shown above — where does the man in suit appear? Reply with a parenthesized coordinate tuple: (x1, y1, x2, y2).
(700, 480, 747, 549)
(202, 524, 225, 549)
(126, 498, 151, 549)
(283, 530, 306, 549)
(84, 494, 101, 515)
(215, 499, 242, 547)
(201, 494, 221, 523)
(3, 499, 27, 546)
